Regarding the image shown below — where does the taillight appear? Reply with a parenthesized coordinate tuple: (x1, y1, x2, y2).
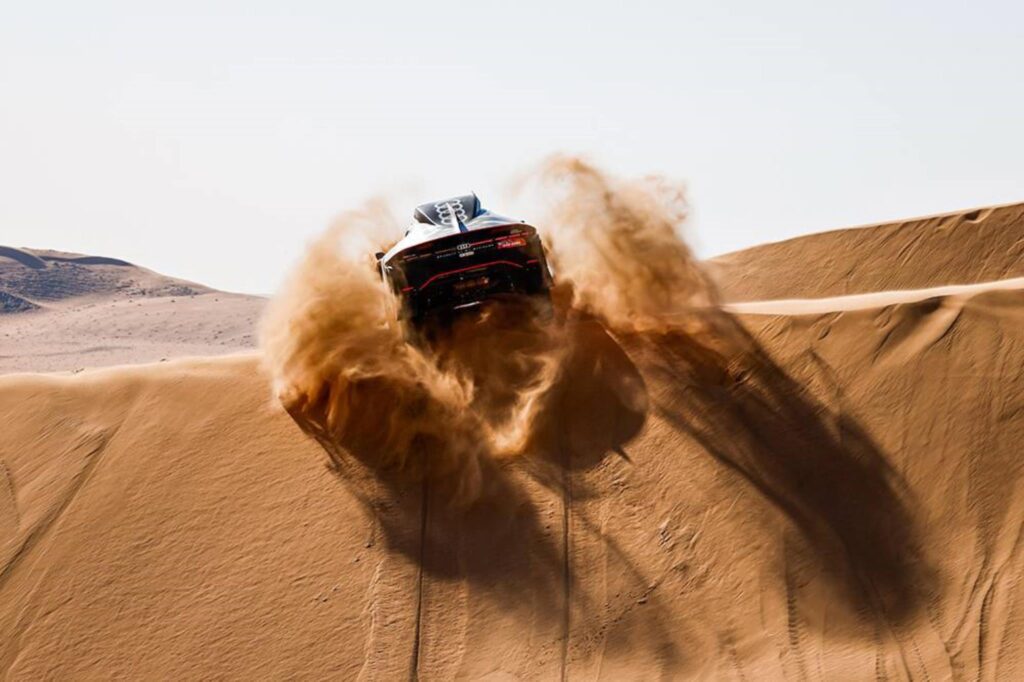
(496, 236, 527, 249)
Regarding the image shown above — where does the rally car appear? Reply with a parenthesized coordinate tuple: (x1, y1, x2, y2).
(377, 193, 553, 324)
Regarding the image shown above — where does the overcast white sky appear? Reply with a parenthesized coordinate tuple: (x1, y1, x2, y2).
(2, 1, 1022, 294)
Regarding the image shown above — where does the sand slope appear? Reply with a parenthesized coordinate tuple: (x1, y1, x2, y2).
(0, 246, 263, 373)
(2, 277, 1022, 678)
(710, 202, 1024, 301)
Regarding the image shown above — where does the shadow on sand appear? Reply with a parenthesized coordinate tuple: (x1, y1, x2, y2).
(284, 303, 933, 660)
(282, 308, 653, 636)
(638, 309, 936, 626)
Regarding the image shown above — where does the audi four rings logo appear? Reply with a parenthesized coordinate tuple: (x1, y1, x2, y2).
(436, 200, 468, 222)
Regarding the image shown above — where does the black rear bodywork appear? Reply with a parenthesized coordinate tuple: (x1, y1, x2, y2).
(385, 225, 552, 322)
(381, 196, 553, 323)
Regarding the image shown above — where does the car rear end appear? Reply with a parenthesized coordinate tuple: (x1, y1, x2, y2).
(383, 224, 552, 322)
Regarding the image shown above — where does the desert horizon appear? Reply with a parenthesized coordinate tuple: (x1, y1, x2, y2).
(5, 199, 1022, 373)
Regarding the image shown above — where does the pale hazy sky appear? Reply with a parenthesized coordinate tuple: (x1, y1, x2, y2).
(2, 1, 1022, 294)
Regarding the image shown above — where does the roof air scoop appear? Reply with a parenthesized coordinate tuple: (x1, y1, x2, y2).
(437, 201, 469, 233)
(413, 193, 481, 227)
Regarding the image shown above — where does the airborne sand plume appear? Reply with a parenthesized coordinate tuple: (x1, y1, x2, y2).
(261, 155, 935, 653)
(260, 157, 715, 506)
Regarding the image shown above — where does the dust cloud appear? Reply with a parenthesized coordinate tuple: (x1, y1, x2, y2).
(261, 157, 711, 505)
(520, 155, 716, 332)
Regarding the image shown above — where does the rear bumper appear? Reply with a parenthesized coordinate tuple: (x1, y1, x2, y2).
(383, 224, 553, 321)
(400, 259, 550, 320)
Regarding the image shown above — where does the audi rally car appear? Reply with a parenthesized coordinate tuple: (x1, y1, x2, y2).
(377, 194, 553, 323)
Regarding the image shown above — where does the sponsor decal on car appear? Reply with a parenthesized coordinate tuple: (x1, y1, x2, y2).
(496, 236, 527, 249)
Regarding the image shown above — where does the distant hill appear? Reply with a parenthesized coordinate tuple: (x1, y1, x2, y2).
(0, 246, 264, 374)
(0, 246, 210, 309)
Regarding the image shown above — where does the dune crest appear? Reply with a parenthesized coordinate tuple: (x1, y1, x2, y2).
(711, 201, 1024, 300)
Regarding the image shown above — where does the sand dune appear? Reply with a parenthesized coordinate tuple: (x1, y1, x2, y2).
(1, 283, 1022, 678)
(710, 202, 1024, 301)
(0, 246, 207, 302)
(0, 246, 263, 373)
(2, 195, 1023, 679)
